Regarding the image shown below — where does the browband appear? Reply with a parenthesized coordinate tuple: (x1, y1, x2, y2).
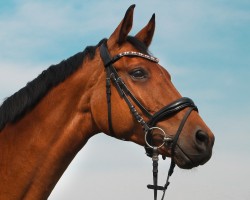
(105, 51, 159, 67)
(101, 42, 159, 68)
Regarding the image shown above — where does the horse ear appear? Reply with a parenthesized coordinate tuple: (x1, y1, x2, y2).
(108, 4, 135, 46)
(135, 14, 155, 47)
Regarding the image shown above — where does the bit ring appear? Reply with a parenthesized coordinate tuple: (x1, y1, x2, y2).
(145, 127, 167, 149)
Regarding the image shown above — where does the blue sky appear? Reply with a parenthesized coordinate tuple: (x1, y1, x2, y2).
(0, 0, 250, 199)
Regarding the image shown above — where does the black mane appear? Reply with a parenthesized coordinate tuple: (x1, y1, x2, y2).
(0, 36, 149, 131)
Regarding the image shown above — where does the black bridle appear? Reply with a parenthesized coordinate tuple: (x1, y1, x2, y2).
(100, 41, 198, 200)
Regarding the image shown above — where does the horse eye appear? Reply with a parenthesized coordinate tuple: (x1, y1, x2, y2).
(129, 68, 148, 79)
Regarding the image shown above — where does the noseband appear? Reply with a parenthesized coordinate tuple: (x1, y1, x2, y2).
(100, 41, 198, 200)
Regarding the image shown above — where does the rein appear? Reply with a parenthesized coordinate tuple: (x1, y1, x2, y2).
(100, 41, 198, 200)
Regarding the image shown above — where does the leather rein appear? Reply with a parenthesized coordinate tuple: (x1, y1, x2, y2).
(100, 41, 198, 200)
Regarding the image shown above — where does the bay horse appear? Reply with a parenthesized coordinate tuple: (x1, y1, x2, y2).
(0, 5, 214, 200)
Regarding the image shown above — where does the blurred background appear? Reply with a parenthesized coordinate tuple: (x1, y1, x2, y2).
(0, 0, 249, 199)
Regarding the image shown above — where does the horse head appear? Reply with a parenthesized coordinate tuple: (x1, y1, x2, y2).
(91, 5, 214, 169)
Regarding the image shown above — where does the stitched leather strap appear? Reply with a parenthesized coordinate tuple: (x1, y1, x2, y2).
(148, 97, 197, 126)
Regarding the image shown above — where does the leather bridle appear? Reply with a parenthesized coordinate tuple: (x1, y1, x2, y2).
(100, 41, 198, 200)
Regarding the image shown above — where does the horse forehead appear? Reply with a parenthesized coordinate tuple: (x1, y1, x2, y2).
(109, 40, 144, 56)
(107, 42, 167, 74)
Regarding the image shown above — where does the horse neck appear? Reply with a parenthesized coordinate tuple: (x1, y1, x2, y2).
(0, 56, 101, 200)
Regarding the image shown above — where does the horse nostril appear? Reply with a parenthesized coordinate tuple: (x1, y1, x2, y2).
(196, 130, 209, 145)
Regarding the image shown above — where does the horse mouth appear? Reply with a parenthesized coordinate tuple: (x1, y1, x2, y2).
(173, 145, 211, 169)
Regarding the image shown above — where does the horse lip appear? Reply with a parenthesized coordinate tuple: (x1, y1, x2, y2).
(174, 146, 200, 169)
(159, 142, 211, 169)
(174, 145, 212, 169)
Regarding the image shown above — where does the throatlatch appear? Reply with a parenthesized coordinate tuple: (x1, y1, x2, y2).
(100, 40, 198, 200)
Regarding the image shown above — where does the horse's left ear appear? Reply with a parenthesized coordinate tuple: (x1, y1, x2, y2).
(135, 14, 155, 47)
(108, 4, 135, 47)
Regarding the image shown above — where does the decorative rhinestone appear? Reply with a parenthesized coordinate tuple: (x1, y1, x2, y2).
(112, 51, 159, 63)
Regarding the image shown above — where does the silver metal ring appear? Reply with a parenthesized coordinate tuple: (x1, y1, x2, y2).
(145, 127, 167, 149)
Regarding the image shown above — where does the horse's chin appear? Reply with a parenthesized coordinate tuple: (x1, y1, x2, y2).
(173, 147, 198, 169)
(158, 148, 194, 169)
(173, 146, 212, 169)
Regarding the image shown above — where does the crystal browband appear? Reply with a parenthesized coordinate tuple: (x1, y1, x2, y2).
(104, 51, 159, 67)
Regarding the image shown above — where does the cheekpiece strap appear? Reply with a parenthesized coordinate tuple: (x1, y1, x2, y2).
(100, 42, 113, 67)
